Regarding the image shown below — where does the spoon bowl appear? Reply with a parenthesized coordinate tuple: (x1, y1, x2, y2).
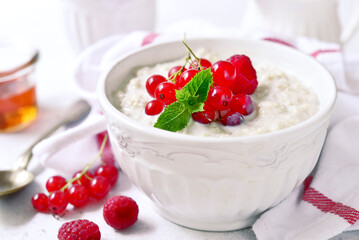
(0, 99, 91, 197)
(0, 170, 34, 196)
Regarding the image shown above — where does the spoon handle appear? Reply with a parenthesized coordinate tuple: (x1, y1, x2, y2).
(14, 100, 92, 170)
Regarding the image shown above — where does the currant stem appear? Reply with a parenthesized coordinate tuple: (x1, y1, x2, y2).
(168, 53, 191, 83)
(182, 40, 204, 71)
(60, 134, 109, 191)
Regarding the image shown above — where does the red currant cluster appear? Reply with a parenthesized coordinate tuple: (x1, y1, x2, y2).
(31, 135, 119, 216)
(145, 52, 258, 126)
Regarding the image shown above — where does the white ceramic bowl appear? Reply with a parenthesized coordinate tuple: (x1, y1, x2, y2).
(97, 38, 336, 231)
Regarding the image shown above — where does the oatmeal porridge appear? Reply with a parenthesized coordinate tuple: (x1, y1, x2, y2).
(115, 50, 319, 137)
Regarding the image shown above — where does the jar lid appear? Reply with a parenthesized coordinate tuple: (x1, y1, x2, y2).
(0, 42, 39, 78)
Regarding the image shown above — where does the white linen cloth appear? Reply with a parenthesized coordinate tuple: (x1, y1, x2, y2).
(32, 25, 359, 239)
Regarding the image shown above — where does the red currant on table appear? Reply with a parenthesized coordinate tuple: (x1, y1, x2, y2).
(146, 74, 167, 97)
(46, 175, 67, 193)
(168, 65, 186, 82)
(73, 171, 94, 188)
(208, 86, 233, 111)
(145, 100, 164, 115)
(89, 176, 111, 200)
(211, 60, 236, 88)
(48, 190, 68, 215)
(189, 58, 212, 70)
(67, 184, 89, 207)
(192, 103, 218, 124)
(31, 193, 48, 212)
(220, 110, 244, 126)
(231, 94, 254, 116)
(95, 165, 119, 186)
(176, 69, 199, 89)
(155, 82, 177, 105)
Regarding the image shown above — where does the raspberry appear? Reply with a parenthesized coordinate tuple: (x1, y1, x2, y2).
(103, 196, 139, 230)
(227, 54, 258, 94)
(58, 219, 101, 240)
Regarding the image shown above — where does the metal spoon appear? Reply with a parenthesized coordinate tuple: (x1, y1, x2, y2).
(0, 100, 91, 196)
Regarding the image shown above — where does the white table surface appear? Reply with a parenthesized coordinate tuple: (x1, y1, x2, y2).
(1, 0, 359, 239)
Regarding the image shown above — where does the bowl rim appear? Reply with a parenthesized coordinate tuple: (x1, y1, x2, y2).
(97, 37, 337, 143)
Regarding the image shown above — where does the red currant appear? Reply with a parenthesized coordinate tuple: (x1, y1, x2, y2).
(211, 61, 236, 88)
(168, 65, 186, 82)
(46, 176, 67, 193)
(192, 103, 218, 124)
(89, 176, 111, 200)
(220, 110, 244, 126)
(67, 184, 89, 207)
(31, 193, 48, 212)
(231, 94, 254, 116)
(176, 69, 199, 89)
(95, 165, 119, 186)
(146, 75, 167, 98)
(48, 190, 68, 215)
(145, 100, 164, 115)
(207, 86, 233, 111)
(73, 171, 94, 188)
(189, 58, 212, 70)
(155, 82, 177, 105)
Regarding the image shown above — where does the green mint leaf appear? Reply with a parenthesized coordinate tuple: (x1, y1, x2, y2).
(175, 89, 191, 102)
(182, 95, 199, 108)
(179, 68, 213, 103)
(181, 96, 204, 113)
(154, 102, 191, 132)
(188, 102, 205, 113)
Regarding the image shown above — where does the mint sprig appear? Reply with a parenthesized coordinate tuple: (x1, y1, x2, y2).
(153, 102, 191, 132)
(154, 68, 213, 132)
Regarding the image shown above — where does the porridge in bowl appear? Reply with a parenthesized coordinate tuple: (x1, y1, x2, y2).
(115, 49, 319, 137)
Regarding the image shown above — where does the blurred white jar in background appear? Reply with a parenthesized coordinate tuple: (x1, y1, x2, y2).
(60, 0, 156, 52)
(242, 0, 359, 46)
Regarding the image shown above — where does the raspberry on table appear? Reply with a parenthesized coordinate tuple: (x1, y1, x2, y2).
(103, 195, 139, 230)
(58, 219, 101, 240)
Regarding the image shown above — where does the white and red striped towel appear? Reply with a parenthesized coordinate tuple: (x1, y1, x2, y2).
(33, 27, 359, 239)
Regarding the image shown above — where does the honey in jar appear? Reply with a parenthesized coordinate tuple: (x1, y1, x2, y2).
(0, 44, 39, 132)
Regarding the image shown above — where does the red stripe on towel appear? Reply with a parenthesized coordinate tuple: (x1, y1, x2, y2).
(311, 49, 340, 58)
(262, 37, 296, 48)
(303, 176, 313, 191)
(303, 186, 359, 224)
(141, 33, 159, 46)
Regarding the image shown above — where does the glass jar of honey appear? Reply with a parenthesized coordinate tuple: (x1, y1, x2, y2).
(0, 43, 39, 132)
